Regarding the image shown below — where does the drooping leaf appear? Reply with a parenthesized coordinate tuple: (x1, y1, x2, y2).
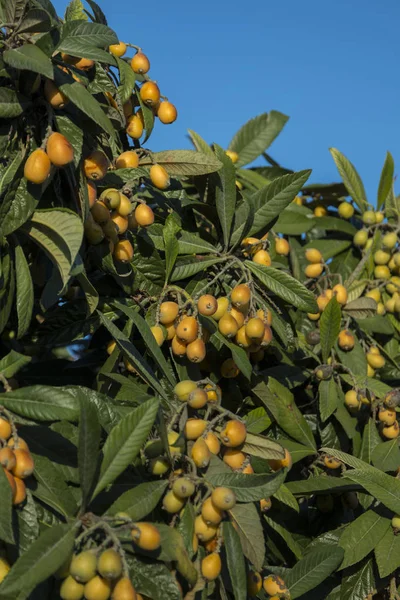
(286, 544, 344, 599)
(330, 148, 367, 211)
(213, 144, 237, 248)
(0, 466, 14, 543)
(3, 45, 53, 79)
(139, 150, 222, 176)
(338, 510, 390, 570)
(222, 522, 247, 600)
(0, 386, 79, 421)
(206, 469, 286, 502)
(374, 526, 400, 579)
(0, 88, 31, 118)
(0, 350, 31, 378)
(320, 297, 341, 361)
(78, 394, 101, 510)
(14, 243, 34, 338)
(107, 480, 168, 519)
(229, 502, 265, 571)
(377, 151, 394, 209)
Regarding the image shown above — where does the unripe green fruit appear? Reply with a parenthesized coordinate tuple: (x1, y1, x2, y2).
(362, 210, 376, 225)
(172, 477, 195, 499)
(374, 250, 391, 265)
(60, 575, 85, 600)
(391, 515, 400, 529)
(382, 232, 398, 249)
(149, 456, 169, 475)
(353, 229, 368, 247)
(69, 551, 97, 583)
(338, 202, 354, 219)
(375, 211, 384, 223)
(97, 549, 123, 580)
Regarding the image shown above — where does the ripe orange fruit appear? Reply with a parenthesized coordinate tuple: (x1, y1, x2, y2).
(171, 335, 187, 357)
(223, 448, 246, 469)
(323, 455, 342, 469)
(150, 164, 170, 189)
(191, 437, 211, 468)
(111, 577, 136, 600)
(247, 571, 262, 596)
(3, 467, 16, 497)
(97, 549, 122, 580)
(135, 204, 154, 227)
(275, 238, 290, 256)
(229, 306, 245, 327)
(113, 239, 134, 263)
(176, 316, 198, 343)
(263, 575, 288, 596)
(131, 522, 161, 551)
(60, 576, 85, 600)
(261, 324, 273, 346)
(201, 497, 224, 525)
(314, 205, 327, 217)
(172, 477, 195, 499)
(157, 101, 177, 124)
(12, 449, 34, 479)
(162, 490, 185, 513)
(212, 297, 229, 320)
(140, 81, 160, 106)
(378, 407, 397, 426)
(245, 317, 265, 341)
(382, 421, 400, 439)
(218, 312, 239, 338)
(131, 52, 150, 74)
(0, 417, 12, 440)
(268, 448, 292, 471)
(197, 294, 218, 316)
(235, 325, 252, 348)
(305, 248, 323, 263)
(220, 420, 246, 447)
(201, 553, 221, 581)
(211, 487, 236, 510)
(305, 263, 324, 278)
(70, 551, 97, 583)
(0, 447, 16, 470)
(44, 79, 68, 108)
(24, 149, 51, 184)
(204, 431, 220, 454)
(338, 329, 355, 351)
(194, 515, 218, 541)
(84, 151, 109, 181)
(109, 41, 127, 57)
(126, 115, 143, 139)
(115, 150, 139, 169)
(186, 339, 207, 363)
(231, 284, 251, 309)
(150, 325, 165, 346)
(110, 212, 128, 234)
(185, 418, 207, 440)
(7, 437, 28, 451)
(61, 53, 94, 70)
(46, 132, 74, 167)
(252, 249, 271, 266)
(260, 498, 272, 512)
(159, 301, 179, 325)
(115, 194, 132, 217)
(83, 575, 111, 600)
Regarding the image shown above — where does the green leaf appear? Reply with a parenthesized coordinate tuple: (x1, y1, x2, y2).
(0, 466, 14, 543)
(23, 209, 83, 287)
(320, 297, 341, 361)
(249, 170, 312, 235)
(0, 175, 38, 237)
(330, 148, 367, 210)
(286, 475, 357, 496)
(272, 484, 300, 513)
(244, 407, 272, 434)
(117, 56, 135, 104)
(59, 20, 117, 49)
(0, 385, 79, 421)
(336, 335, 367, 378)
(286, 544, 344, 599)
(241, 431, 285, 461)
(222, 522, 247, 600)
(374, 526, 400, 578)
(359, 418, 381, 464)
(339, 510, 390, 569)
(78, 394, 101, 510)
(279, 439, 316, 463)
(214, 144, 236, 248)
(303, 238, 353, 261)
(0, 350, 31, 378)
(171, 256, 225, 282)
(210, 328, 252, 380)
(206, 469, 286, 502)
(229, 111, 289, 167)
(139, 150, 222, 176)
(31, 452, 78, 517)
(377, 151, 394, 209)
(187, 129, 214, 155)
(14, 243, 34, 338)
(264, 515, 302, 558)
(17, 8, 52, 33)
(127, 556, 182, 600)
(311, 216, 357, 236)
(93, 397, 159, 497)
(3, 45, 53, 79)
(345, 468, 400, 514)
(340, 557, 375, 600)
(64, 0, 86, 21)
(156, 526, 197, 586)
(343, 297, 377, 319)
(16, 491, 39, 552)
(107, 480, 168, 519)
(0, 87, 31, 118)
(319, 378, 340, 422)
(372, 439, 400, 472)
(229, 502, 265, 571)
(112, 300, 176, 387)
(0, 522, 77, 599)
(246, 261, 318, 313)
(163, 214, 181, 283)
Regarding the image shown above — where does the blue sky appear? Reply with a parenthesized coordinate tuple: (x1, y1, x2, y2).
(55, 0, 399, 202)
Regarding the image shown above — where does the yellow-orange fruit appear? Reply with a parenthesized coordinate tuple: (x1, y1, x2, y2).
(0, 447, 16, 470)
(367, 348, 385, 369)
(201, 553, 221, 581)
(110, 212, 128, 234)
(162, 489, 185, 513)
(185, 419, 207, 440)
(212, 297, 229, 320)
(332, 284, 348, 305)
(0, 417, 12, 440)
(275, 238, 290, 256)
(252, 249, 271, 266)
(164, 321, 176, 341)
(218, 312, 239, 338)
(257, 308, 272, 325)
(204, 431, 220, 454)
(60, 575, 85, 600)
(140, 81, 160, 106)
(107, 340, 116, 355)
(231, 284, 251, 309)
(201, 497, 224, 525)
(221, 358, 240, 378)
(159, 302, 179, 325)
(187, 337, 207, 364)
(7, 437, 28, 451)
(87, 180, 97, 208)
(117, 194, 133, 217)
(247, 571, 262, 596)
(378, 407, 397, 426)
(70, 551, 97, 583)
(220, 420, 246, 447)
(211, 487, 236, 510)
(261, 324, 273, 346)
(126, 115, 143, 139)
(375, 265, 391, 280)
(131, 52, 150, 74)
(198, 295, 218, 316)
(12, 449, 34, 479)
(226, 150, 239, 163)
(111, 577, 136, 600)
(382, 421, 400, 439)
(157, 101, 177, 124)
(113, 240, 134, 262)
(194, 515, 218, 541)
(228, 306, 245, 327)
(135, 204, 154, 226)
(83, 576, 111, 600)
(24, 149, 51, 184)
(91, 201, 110, 225)
(223, 448, 246, 469)
(314, 205, 327, 217)
(61, 53, 94, 70)
(305, 263, 324, 278)
(3, 467, 16, 497)
(46, 132, 74, 167)
(116, 150, 139, 169)
(131, 522, 161, 551)
(84, 151, 109, 181)
(263, 575, 288, 596)
(109, 41, 127, 57)
(172, 477, 195, 499)
(305, 248, 323, 263)
(150, 164, 170, 189)
(100, 188, 121, 210)
(268, 448, 292, 472)
(323, 455, 342, 469)
(344, 390, 360, 410)
(44, 79, 68, 108)
(203, 537, 218, 553)
(260, 498, 272, 512)
(150, 325, 165, 347)
(191, 437, 211, 468)
(187, 387, 208, 408)
(97, 549, 123, 581)
(171, 335, 187, 357)
(176, 316, 198, 343)
(338, 329, 355, 351)
(245, 317, 265, 341)
(235, 325, 252, 349)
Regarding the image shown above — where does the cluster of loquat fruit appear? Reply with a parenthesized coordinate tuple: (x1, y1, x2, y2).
(0, 414, 34, 507)
(23, 131, 75, 185)
(59, 521, 161, 600)
(247, 572, 290, 599)
(344, 387, 400, 440)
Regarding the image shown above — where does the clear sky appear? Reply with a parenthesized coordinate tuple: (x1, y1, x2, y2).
(55, 0, 400, 202)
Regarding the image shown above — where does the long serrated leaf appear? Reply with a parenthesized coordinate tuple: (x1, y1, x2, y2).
(0, 88, 31, 118)
(14, 244, 34, 338)
(107, 480, 168, 519)
(246, 261, 318, 313)
(0, 466, 14, 543)
(187, 129, 214, 155)
(320, 297, 341, 361)
(78, 394, 101, 510)
(0, 350, 31, 378)
(374, 527, 400, 579)
(229, 503, 265, 571)
(339, 510, 390, 570)
(93, 397, 159, 497)
(3, 45, 53, 79)
(286, 544, 344, 599)
(319, 378, 340, 422)
(330, 148, 367, 210)
(222, 522, 247, 600)
(139, 150, 222, 176)
(206, 469, 286, 502)
(0, 385, 79, 421)
(214, 144, 236, 248)
(377, 151, 394, 209)
(59, 20, 117, 48)
(163, 213, 180, 283)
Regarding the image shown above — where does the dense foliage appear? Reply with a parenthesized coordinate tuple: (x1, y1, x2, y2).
(0, 1, 400, 599)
